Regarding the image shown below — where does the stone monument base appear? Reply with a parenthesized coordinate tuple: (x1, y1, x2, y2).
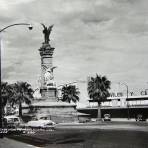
(40, 87, 57, 102)
(22, 101, 78, 123)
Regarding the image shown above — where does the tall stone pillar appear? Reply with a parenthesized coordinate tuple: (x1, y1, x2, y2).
(39, 24, 57, 102)
(39, 43, 54, 88)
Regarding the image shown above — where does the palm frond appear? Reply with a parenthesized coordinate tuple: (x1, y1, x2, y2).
(87, 74, 111, 102)
(61, 85, 80, 103)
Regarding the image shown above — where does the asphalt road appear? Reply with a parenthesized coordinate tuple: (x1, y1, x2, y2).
(2, 121, 148, 148)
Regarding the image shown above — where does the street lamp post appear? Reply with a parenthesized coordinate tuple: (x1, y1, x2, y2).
(0, 23, 33, 138)
(119, 82, 130, 120)
(0, 23, 33, 33)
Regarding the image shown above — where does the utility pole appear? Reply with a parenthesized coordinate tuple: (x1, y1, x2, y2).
(119, 82, 130, 120)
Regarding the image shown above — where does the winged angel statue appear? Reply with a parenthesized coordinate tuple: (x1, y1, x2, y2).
(41, 23, 54, 43)
(44, 66, 57, 87)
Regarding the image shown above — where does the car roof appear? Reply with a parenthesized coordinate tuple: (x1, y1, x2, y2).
(104, 114, 110, 116)
(4, 115, 19, 119)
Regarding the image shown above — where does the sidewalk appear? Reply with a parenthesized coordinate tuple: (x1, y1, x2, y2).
(111, 118, 148, 122)
(0, 137, 40, 148)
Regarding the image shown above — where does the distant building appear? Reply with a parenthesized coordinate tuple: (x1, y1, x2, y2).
(77, 91, 148, 120)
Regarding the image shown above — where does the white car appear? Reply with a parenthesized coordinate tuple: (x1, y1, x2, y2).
(4, 115, 21, 128)
(26, 119, 55, 129)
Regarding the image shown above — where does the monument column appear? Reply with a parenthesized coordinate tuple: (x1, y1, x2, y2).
(39, 24, 57, 102)
(39, 43, 54, 88)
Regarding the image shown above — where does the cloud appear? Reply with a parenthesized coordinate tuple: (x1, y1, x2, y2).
(1, 0, 148, 103)
(1, 65, 14, 80)
(0, 0, 36, 10)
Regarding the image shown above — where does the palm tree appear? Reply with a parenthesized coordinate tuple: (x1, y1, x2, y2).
(61, 85, 80, 103)
(1, 82, 13, 109)
(10, 81, 34, 117)
(87, 74, 111, 120)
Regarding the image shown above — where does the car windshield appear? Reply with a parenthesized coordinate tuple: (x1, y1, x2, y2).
(46, 123, 53, 126)
(32, 117, 38, 121)
(14, 118, 19, 122)
(104, 114, 110, 117)
(40, 117, 48, 120)
(7, 118, 13, 123)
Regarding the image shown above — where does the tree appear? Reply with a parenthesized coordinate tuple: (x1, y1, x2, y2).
(61, 85, 80, 103)
(10, 81, 34, 117)
(0, 82, 11, 135)
(87, 74, 111, 120)
(1, 82, 13, 110)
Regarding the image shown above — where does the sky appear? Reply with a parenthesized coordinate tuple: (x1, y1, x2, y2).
(1, 0, 148, 104)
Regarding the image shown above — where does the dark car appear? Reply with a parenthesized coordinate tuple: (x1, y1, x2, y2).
(103, 114, 111, 121)
(135, 114, 146, 121)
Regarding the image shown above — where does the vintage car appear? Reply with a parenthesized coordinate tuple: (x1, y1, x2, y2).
(103, 114, 111, 121)
(4, 115, 21, 128)
(135, 114, 146, 121)
(26, 119, 55, 130)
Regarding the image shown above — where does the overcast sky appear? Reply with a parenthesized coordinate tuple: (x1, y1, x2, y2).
(1, 0, 148, 103)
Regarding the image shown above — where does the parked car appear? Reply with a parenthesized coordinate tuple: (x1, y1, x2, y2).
(103, 114, 111, 121)
(4, 115, 21, 128)
(135, 114, 146, 121)
(26, 119, 55, 130)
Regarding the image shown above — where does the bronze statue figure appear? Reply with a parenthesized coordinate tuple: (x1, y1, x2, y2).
(41, 23, 54, 43)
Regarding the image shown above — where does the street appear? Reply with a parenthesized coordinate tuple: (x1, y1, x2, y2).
(2, 121, 148, 148)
